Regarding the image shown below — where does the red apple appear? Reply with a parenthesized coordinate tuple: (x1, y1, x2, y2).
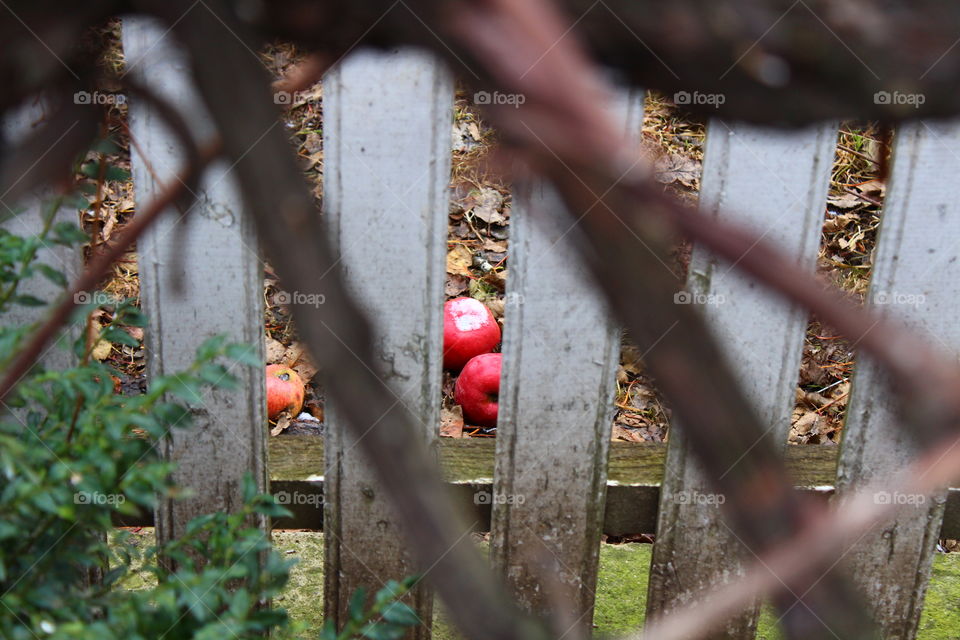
(443, 297, 501, 370)
(454, 353, 502, 427)
(266, 364, 305, 420)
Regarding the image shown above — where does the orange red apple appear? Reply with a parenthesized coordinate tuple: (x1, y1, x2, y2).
(454, 353, 502, 427)
(266, 364, 305, 420)
(443, 297, 501, 370)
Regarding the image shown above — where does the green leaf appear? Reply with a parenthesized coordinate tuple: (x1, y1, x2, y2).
(241, 473, 258, 504)
(51, 222, 89, 246)
(165, 377, 204, 404)
(320, 619, 338, 640)
(381, 601, 420, 627)
(198, 362, 236, 388)
(348, 586, 368, 622)
(361, 623, 408, 640)
(91, 137, 122, 155)
(104, 166, 131, 182)
(197, 335, 228, 361)
(116, 305, 148, 327)
(225, 342, 261, 367)
(101, 326, 140, 347)
(14, 295, 46, 307)
(35, 264, 67, 287)
(62, 193, 91, 210)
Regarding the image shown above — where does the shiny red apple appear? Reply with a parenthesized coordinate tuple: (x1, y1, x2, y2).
(443, 297, 501, 370)
(266, 364, 305, 419)
(454, 353, 502, 427)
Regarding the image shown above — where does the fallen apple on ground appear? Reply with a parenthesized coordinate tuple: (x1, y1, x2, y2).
(266, 364, 305, 420)
(454, 352, 502, 427)
(443, 297, 501, 370)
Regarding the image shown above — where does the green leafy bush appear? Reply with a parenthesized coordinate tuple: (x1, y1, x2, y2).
(1, 161, 421, 639)
(0, 186, 302, 639)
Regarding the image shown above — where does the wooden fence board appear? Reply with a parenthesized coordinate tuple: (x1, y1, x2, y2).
(1, 102, 81, 375)
(646, 121, 836, 636)
(835, 119, 960, 639)
(490, 89, 644, 634)
(322, 48, 452, 638)
(123, 18, 267, 545)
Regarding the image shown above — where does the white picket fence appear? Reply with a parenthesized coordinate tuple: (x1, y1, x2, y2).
(12, 17, 960, 639)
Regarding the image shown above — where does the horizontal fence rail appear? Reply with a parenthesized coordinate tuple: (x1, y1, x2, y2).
(111, 436, 960, 540)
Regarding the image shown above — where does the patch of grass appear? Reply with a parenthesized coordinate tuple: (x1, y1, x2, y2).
(593, 543, 650, 636)
(116, 530, 960, 637)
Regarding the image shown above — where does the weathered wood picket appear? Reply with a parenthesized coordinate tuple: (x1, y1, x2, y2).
(15, 18, 960, 638)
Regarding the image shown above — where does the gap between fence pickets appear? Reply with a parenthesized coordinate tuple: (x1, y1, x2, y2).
(122, 17, 268, 546)
(321, 48, 451, 640)
(646, 120, 837, 637)
(834, 118, 960, 639)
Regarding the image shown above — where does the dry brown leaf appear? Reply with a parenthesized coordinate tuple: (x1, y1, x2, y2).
(612, 424, 645, 442)
(101, 209, 118, 242)
(446, 245, 474, 276)
(270, 411, 293, 436)
(482, 238, 507, 253)
(792, 411, 820, 436)
(654, 153, 701, 188)
(826, 194, 862, 210)
(90, 339, 113, 362)
(485, 298, 505, 319)
(468, 188, 506, 225)
(445, 274, 470, 297)
(854, 179, 886, 199)
(823, 212, 858, 232)
(284, 342, 318, 382)
(265, 336, 287, 364)
(440, 405, 464, 438)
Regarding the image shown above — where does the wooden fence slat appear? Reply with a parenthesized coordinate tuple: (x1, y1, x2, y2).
(322, 49, 452, 637)
(2, 104, 81, 375)
(490, 89, 643, 634)
(835, 120, 960, 639)
(122, 18, 267, 544)
(646, 121, 836, 636)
